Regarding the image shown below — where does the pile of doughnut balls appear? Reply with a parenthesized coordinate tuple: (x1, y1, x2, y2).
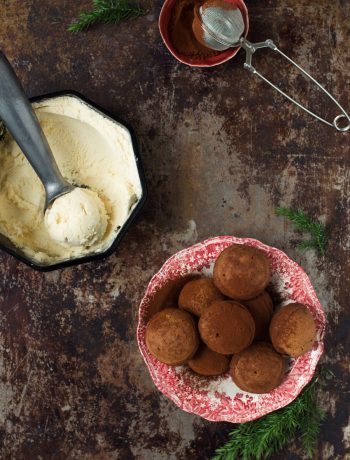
(145, 244, 317, 394)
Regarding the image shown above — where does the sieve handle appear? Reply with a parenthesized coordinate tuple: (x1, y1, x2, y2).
(239, 38, 350, 132)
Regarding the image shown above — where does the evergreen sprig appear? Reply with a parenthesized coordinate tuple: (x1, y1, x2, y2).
(68, 0, 145, 32)
(212, 374, 326, 460)
(275, 207, 326, 255)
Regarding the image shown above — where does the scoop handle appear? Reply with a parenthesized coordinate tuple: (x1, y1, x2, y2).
(0, 52, 73, 206)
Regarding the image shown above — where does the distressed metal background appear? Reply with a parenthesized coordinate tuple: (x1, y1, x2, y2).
(0, 0, 349, 458)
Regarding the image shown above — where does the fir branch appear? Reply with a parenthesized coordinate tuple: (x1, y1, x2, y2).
(212, 374, 326, 460)
(275, 207, 326, 255)
(69, 0, 145, 32)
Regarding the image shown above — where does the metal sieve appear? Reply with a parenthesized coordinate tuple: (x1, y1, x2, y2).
(198, 4, 350, 132)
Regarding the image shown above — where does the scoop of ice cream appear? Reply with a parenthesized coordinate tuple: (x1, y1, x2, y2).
(45, 188, 108, 247)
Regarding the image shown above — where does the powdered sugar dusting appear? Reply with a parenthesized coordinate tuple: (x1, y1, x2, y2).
(137, 236, 325, 423)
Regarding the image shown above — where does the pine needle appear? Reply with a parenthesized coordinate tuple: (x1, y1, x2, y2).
(68, 0, 145, 32)
(275, 207, 326, 255)
(212, 373, 326, 460)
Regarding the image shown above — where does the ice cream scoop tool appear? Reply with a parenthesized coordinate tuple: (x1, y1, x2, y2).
(0, 52, 75, 209)
(193, 1, 350, 132)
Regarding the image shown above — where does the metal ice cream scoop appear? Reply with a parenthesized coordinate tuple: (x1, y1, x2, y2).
(0, 52, 75, 210)
(197, 3, 350, 132)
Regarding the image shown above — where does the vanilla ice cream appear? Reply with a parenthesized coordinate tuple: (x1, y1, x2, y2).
(0, 95, 143, 264)
(45, 188, 108, 247)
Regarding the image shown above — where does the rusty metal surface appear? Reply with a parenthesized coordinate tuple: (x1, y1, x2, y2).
(0, 0, 349, 458)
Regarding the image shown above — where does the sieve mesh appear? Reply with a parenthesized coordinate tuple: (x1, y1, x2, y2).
(200, 6, 245, 50)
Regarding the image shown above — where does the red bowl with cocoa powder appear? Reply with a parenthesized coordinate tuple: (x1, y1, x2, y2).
(159, 0, 249, 67)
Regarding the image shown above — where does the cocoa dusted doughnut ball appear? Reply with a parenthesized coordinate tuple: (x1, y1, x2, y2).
(213, 244, 271, 300)
(269, 303, 317, 358)
(179, 278, 225, 317)
(198, 300, 255, 354)
(230, 342, 286, 394)
(188, 344, 230, 376)
(146, 308, 199, 365)
(244, 291, 273, 340)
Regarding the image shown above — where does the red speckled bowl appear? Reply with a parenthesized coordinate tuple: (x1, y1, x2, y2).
(159, 0, 249, 67)
(137, 236, 326, 423)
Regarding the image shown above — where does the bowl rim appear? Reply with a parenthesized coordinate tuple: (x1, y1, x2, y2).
(0, 90, 148, 271)
(137, 236, 326, 423)
(158, 0, 250, 68)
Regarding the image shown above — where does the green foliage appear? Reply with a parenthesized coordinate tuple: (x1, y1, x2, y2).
(68, 0, 145, 32)
(275, 207, 326, 255)
(212, 374, 326, 460)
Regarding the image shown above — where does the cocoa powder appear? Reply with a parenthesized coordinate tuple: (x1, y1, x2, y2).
(169, 0, 219, 58)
